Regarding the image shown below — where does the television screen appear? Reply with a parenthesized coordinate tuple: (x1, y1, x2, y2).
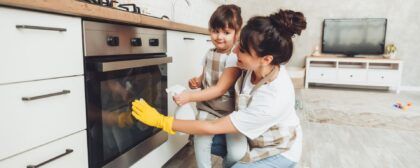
(322, 18, 387, 56)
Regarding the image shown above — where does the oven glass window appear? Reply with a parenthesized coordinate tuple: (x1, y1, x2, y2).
(86, 64, 167, 166)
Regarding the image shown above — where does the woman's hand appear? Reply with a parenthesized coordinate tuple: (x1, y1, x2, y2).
(131, 99, 175, 134)
(188, 77, 201, 89)
(173, 92, 191, 106)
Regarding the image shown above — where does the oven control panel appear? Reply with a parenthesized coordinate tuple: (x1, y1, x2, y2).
(83, 21, 167, 57)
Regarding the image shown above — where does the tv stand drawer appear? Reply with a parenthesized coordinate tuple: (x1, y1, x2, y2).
(338, 69, 367, 83)
(367, 70, 399, 84)
(307, 68, 337, 82)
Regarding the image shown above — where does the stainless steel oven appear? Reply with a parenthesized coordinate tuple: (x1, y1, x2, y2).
(83, 21, 171, 168)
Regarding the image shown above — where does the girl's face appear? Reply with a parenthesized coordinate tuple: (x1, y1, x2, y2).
(210, 27, 237, 53)
(233, 44, 261, 70)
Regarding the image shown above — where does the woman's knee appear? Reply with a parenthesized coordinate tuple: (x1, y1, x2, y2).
(226, 134, 248, 161)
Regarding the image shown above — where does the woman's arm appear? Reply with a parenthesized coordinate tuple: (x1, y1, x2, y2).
(172, 116, 239, 135)
(174, 67, 241, 105)
(132, 99, 240, 135)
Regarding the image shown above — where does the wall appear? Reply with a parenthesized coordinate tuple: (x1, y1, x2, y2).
(122, 0, 220, 28)
(228, 0, 420, 87)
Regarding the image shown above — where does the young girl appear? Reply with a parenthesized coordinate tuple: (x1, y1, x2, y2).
(172, 4, 245, 168)
(131, 8, 307, 167)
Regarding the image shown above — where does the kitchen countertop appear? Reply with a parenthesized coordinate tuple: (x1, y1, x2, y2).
(0, 0, 209, 35)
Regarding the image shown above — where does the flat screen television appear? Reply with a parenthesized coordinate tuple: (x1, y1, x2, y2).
(322, 18, 387, 57)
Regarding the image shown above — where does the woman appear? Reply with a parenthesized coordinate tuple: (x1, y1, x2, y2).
(131, 9, 307, 167)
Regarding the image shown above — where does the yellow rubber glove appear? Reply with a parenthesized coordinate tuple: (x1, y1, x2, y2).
(131, 99, 176, 135)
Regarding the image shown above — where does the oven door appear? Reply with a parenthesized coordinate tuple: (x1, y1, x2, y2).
(85, 55, 172, 168)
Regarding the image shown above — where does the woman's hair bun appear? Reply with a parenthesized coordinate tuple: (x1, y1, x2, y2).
(269, 9, 307, 38)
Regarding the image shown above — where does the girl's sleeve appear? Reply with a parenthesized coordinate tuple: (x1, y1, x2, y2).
(225, 53, 238, 68)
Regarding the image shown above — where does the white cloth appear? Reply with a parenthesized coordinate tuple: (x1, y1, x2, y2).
(229, 66, 302, 162)
(166, 85, 196, 136)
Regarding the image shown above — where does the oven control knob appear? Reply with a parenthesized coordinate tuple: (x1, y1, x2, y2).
(107, 36, 119, 46)
(131, 38, 142, 46)
(149, 38, 159, 46)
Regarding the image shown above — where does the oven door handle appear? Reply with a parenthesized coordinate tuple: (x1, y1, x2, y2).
(97, 57, 172, 72)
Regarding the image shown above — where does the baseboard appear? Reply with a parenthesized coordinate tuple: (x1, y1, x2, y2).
(400, 86, 420, 92)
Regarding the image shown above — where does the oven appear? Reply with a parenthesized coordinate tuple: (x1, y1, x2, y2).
(83, 21, 171, 168)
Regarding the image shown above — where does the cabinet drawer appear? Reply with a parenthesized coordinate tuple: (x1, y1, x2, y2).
(0, 76, 86, 159)
(367, 70, 399, 84)
(0, 131, 88, 168)
(0, 7, 83, 84)
(337, 69, 367, 83)
(307, 68, 337, 82)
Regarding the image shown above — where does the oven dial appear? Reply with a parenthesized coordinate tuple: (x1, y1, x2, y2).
(107, 36, 119, 46)
(131, 38, 142, 46)
(149, 38, 159, 46)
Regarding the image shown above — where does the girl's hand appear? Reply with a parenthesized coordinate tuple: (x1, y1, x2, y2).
(173, 92, 191, 106)
(188, 77, 201, 89)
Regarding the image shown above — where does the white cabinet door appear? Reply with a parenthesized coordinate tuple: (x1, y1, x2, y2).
(0, 7, 83, 84)
(167, 31, 210, 90)
(367, 70, 399, 85)
(0, 76, 86, 160)
(167, 30, 211, 117)
(0, 131, 88, 168)
(135, 31, 211, 168)
(307, 67, 337, 83)
(338, 69, 367, 83)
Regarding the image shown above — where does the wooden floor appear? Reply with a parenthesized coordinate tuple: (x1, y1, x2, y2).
(297, 121, 420, 168)
(162, 89, 420, 168)
(162, 141, 223, 168)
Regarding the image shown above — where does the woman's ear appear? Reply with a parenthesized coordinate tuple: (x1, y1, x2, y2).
(261, 55, 274, 65)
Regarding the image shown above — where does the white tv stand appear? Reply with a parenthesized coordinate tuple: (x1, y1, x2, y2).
(305, 56, 403, 93)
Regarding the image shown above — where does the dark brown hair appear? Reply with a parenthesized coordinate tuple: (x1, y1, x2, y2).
(239, 9, 307, 65)
(209, 4, 242, 31)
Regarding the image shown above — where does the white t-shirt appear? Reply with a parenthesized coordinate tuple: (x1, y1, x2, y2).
(229, 66, 302, 162)
(200, 49, 238, 68)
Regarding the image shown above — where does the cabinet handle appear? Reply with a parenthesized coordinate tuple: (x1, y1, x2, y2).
(350, 75, 353, 77)
(26, 149, 73, 168)
(22, 90, 71, 101)
(381, 76, 384, 79)
(320, 73, 324, 76)
(183, 37, 195, 40)
(16, 25, 67, 32)
(206, 39, 212, 42)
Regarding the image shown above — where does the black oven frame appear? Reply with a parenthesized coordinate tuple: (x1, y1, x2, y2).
(84, 55, 172, 168)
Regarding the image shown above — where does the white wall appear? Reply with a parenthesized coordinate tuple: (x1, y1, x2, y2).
(122, 0, 221, 28)
(229, 0, 420, 87)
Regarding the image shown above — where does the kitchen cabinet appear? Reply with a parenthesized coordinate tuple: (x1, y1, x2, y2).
(0, 6, 83, 84)
(0, 76, 86, 160)
(167, 31, 212, 89)
(167, 30, 213, 118)
(0, 7, 87, 167)
(0, 131, 88, 168)
(130, 30, 212, 167)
